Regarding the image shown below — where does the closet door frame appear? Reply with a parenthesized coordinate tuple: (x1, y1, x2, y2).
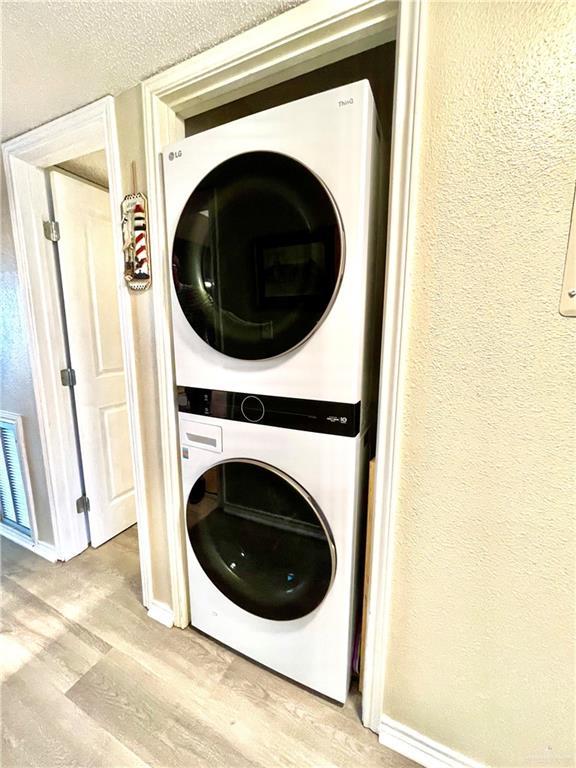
(2, 99, 152, 612)
(141, 0, 424, 733)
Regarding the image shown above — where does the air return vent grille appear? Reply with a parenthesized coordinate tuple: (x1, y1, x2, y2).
(0, 414, 32, 534)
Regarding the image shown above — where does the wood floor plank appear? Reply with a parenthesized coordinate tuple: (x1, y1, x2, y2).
(2, 667, 147, 768)
(1, 527, 416, 768)
(78, 584, 235, 700)
(215, 652, 416, 768)
(66, 648, 257, 767)
(1, 576, 110, 690)
(81, 595, 334, 768)
(1, 528, 141, 625)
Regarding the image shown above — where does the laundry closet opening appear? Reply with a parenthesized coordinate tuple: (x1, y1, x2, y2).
(175, 41, 396, 697)
(47, 152, 138, 555)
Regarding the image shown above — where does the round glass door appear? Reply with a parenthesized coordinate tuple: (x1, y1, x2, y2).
(186, 460, 336, 620)
(172, 151, 343, 360)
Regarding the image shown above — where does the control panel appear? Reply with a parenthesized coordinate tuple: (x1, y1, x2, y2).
(177, 386, 361, 437)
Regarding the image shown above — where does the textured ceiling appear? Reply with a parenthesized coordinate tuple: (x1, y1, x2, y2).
(1, 0, 305, 141)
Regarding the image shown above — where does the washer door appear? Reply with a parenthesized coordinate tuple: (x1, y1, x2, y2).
(172, 151, 343, 360)
(186, 460, 336, 621)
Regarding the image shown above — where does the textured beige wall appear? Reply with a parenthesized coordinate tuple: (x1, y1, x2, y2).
(384, 2, 575, 767)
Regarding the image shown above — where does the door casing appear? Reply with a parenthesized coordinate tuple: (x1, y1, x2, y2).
(2, 98, 153, 610)
(140, 0, 423, 734)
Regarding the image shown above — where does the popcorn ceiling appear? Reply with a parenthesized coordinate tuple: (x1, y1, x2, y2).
(1, 0, 305, 140)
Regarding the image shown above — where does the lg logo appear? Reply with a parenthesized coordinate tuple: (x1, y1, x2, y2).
(168, 150, 182, 161)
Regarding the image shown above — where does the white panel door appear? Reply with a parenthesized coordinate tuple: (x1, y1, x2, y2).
(50, 170, 136, 547)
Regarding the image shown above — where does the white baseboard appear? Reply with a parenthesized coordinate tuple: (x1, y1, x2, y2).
(0, 522, 57, 562)
(147, 599, 174, 628)
(379, 716, 486, 768)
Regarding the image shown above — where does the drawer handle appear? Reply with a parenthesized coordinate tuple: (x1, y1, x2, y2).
(185, 432, 217, 447)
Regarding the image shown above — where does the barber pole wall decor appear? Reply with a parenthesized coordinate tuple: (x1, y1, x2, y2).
(121, 164, 151, 291)
(122, 192, 151, 291)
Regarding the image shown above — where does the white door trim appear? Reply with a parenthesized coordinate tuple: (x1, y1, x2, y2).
(140, 0, 421, 735)
(2, 98, 153, 606)
(145, 0, 398, 111)
(360, 0, 425, 732)
(141, 0, 398, 633)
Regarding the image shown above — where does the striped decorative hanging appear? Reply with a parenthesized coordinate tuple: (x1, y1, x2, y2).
(121, 192, 152, 291)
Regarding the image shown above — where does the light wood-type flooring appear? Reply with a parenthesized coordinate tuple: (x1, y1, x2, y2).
(1, 526, 415, 768)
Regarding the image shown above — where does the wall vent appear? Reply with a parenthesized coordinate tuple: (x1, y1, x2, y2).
(0, 413, 33, 534)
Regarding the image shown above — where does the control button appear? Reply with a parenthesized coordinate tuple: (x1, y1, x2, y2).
(241, 395, 265, 423)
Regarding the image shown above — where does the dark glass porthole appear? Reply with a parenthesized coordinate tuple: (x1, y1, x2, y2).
(186, 460, 336, 621)
(172, 151, 342, 360)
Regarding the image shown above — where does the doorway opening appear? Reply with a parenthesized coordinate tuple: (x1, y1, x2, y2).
(179, 39, 396, 700)
(46, 159, 137, 548)
(141, 0, 421, 729)
(2, 98, 151, 612)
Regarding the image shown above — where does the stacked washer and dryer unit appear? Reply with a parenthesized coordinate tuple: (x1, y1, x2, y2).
(163, 80, 383, 704)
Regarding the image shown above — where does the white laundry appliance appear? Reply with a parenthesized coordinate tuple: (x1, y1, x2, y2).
(163, 80, 383, 415)
(178, 391, 369, 703)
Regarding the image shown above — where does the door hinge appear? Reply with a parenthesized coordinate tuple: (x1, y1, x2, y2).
(43, 220, 60, 242)
(76, 495, 90, 515)
(60, 368, 76, 387)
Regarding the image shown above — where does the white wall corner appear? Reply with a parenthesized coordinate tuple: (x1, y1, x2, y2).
(147, 599, 175, 628)
(379, 716, 487, 768)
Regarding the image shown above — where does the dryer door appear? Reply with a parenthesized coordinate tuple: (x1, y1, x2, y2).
(186, 459, 336, 621)
(172, 151, 343, 360)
